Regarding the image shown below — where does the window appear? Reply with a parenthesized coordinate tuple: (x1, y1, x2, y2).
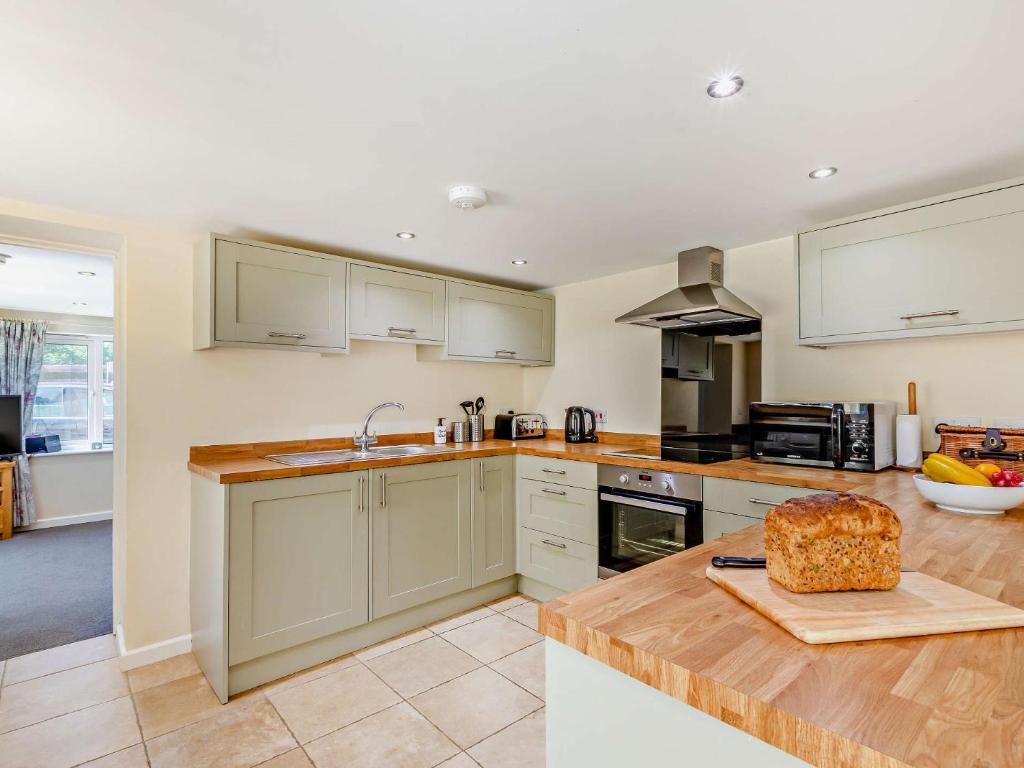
(30, 334, 113, 449)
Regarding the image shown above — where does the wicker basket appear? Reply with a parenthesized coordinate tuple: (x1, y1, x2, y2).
(935, 424, 1024, 473)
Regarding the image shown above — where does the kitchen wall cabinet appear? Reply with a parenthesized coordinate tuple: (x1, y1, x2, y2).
(370, 460, 473, 618)
(420, 281, 554, 365)
(348, 263, 446, 344)
(472, 456, 517, 587)
(798, 180, 1024, 345)
(702, 477, 826, 540)
(227, 472, 368, 666)
(195, 235, 349, 353)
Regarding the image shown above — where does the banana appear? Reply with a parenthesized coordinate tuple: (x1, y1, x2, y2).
(923, 454, 992, 486)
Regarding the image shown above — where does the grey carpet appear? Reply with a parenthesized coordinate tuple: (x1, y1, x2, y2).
(0, 520, 112, 661)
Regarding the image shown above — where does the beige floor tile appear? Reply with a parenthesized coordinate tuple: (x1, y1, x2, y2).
(437, 753, 480, 767)
(427, 605, 496, 634)
(127, 652, 201, 693)
(468, 708, 545, 768)
(501, 601, 539, 631)
(0, 695, 140, 768)
(0, 659, 5, 684)
(256, 747, 315, 767)
(267, 662, 400, 744)
(353, 627, 433, 661)
(261, 654, 359, 696)
(364, 636, 480, 698)
(441, 615, 543, 664)
(147, 697, 295, 768)
(2, 634, 118, 687)
(485, 595, 529, 612)
(304, 702, 458, 768)
(489, 642, 545, 700)
(133, 671, 226, 739)
(0, 657, 128, 734)
(410, 667, 542, 749)
(79, 743, 150, 767)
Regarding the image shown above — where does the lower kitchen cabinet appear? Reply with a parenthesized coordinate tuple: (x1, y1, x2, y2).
(228, 472, 369, 666)
(703, 509, 762, 540)
(472, 456, 516, 587)
(701, 477, 828, 541)
(518, 477, 598, 546)
(370, 460, 473, 618)
(518, 528, 598, 593)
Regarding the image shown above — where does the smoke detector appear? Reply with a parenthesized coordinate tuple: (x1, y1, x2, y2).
(448, 185, 488, 210)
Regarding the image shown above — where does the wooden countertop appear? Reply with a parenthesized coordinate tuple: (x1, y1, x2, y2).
(188, 434, 866, 489)
(539, 470, 1024, 768)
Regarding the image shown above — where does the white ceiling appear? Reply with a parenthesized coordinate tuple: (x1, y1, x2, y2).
(0, 244, 114, 317)
(2, 2, 1023, 289)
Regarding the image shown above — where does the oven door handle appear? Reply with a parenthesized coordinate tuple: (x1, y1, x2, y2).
(599, 492, 688, 516)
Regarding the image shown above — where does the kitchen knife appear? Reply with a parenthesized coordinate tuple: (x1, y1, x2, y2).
(711, 556, 766, 568)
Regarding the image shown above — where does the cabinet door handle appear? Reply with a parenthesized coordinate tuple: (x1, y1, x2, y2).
(387, 327, 417, 337)
(381, 473, 387, 508)
(899, 309, 960, 321)
(495, 349, 517, 358)
(479, 462, 485, 492)
(747, 498, 778, 506)
(358, 476, 364, 512)
(268, 331, 308, 340)
(541, 468, 567, 475)
(542, 488, 567, 496)
(541, 539, 567, 549)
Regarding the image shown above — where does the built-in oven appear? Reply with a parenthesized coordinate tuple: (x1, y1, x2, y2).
(597, 464, 702, 577)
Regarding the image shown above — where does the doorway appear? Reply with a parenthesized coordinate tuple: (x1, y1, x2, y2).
(0, 240, 117, 660)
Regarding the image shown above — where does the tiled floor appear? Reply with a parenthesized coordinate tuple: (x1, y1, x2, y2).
(0, 594, 545, 768)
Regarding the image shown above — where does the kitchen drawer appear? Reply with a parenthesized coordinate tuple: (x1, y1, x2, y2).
(517, 455, 597, 490)
(703, 509, 762, 541)
(702, 477, 827, 520)
(518, 527, 598, 594)
(517, 478, 598, 545)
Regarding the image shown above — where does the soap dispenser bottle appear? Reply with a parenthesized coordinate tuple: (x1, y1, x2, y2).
(434, 418, 448, 444)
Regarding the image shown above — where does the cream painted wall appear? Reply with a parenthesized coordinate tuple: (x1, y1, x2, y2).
(27, 451, 113, 523)
(525, 237, 1024, 448)
(0, 198, 523, 651)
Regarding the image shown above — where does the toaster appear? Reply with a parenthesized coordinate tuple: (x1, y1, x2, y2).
(494, 413, 547, 440)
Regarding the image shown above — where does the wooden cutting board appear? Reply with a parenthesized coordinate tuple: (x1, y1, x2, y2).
(706, 566, 1024, 644)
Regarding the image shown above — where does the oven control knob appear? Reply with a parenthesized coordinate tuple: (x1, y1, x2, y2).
(618, 473, 630, 484)
(662, 480, 673, 494)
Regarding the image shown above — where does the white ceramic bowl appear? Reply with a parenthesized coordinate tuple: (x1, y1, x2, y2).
(913, 474, 1024, 515)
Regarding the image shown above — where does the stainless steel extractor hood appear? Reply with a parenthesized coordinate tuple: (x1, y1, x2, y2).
(615, 246, 761, 336)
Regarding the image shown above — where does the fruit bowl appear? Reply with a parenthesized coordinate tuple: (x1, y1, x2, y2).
(913, 474, 1024, 515)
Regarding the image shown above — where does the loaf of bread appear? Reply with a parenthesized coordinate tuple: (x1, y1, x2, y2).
(764, 493, 901, 593)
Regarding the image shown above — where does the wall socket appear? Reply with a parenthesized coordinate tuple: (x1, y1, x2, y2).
(593, 408, 608, 426)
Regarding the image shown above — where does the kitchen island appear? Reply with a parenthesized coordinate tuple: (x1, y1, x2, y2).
(539, 469, 1024, 768)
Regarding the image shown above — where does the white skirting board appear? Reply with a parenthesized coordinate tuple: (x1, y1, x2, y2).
(15, 510, 113, 531)
(116, 624, 193, 671)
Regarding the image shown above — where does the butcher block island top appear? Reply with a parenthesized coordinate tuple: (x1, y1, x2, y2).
(539, 470, 1024, 768)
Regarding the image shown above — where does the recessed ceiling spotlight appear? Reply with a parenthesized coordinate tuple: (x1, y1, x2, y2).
(0, 253, 10, 265)
(77, 270, 97, 277)
(511, 259, 527, 266)
(808, 166, 838, 179)
(395, 231, 416, 239)
(72, 301, 88, 306)
(706, 75, 744, 99)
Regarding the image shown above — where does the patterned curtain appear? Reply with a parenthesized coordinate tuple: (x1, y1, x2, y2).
(0, 318, 48, 527)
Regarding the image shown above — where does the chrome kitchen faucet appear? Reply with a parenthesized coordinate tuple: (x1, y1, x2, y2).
(354, 401, 405, 453)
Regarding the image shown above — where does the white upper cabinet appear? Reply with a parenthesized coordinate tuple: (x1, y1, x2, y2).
(348, 264, 446, 344)
(430, 281, 554, 364)
(196, 236, 349, 353)
(798, 181, 1024, 345)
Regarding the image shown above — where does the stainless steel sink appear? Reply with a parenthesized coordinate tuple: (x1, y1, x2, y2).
(265, 444, 459, 466)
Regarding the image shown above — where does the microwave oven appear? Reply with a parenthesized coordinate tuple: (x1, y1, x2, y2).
(749, 402, 896, 471)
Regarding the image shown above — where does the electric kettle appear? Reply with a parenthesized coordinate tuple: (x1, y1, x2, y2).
(564, 406, 597, 443)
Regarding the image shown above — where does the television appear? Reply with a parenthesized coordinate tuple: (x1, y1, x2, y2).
(0, 395, 23, 456)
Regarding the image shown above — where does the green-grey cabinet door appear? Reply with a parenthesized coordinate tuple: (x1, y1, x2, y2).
(214, 238, 348, 351)
(446, 282, 554, 363)
(370, 460, 472, 618)
(472, 456, 516, 587)
(228, 472, 368, 665)
(348, 263, 446, 343)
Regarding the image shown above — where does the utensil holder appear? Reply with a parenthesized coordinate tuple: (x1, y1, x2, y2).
(468, 415, 483, 442)
(452, 420, 469, 443)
